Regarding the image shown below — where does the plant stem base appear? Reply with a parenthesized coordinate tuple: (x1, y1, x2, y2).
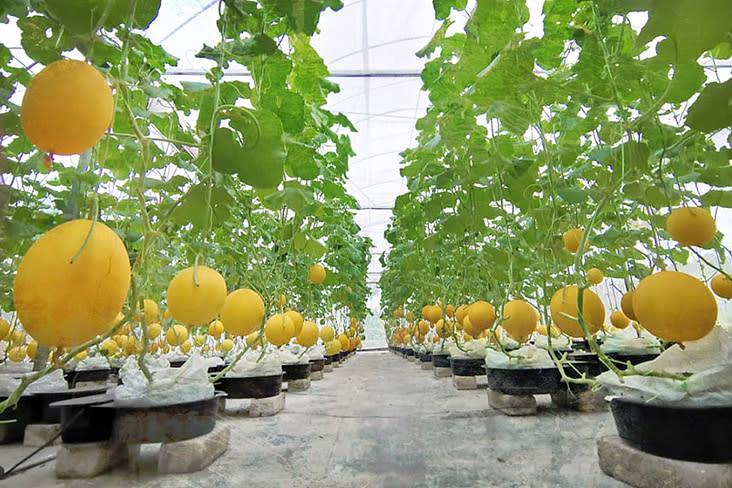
(487, 389, 537, 416)
(452, 375, 478, 390)
(597, 435, 732, 488)
(433, 366, 452, 378)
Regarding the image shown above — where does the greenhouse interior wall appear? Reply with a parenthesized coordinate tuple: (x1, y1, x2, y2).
(0, 0, 731, 487)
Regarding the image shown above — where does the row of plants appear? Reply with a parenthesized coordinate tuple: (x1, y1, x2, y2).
(0, 0, 369, 413)
(380, 0, 732, 464)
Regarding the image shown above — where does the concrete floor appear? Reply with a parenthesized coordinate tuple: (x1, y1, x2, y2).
(0, 351, 627, 487)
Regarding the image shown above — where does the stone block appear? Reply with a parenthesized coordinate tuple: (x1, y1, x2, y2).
(23, 423, 62, 447)
(433, 366, 452, 378)
(487, 389, 537, 416)
(311, 370, 324, 381)
(333, 362, 341, 368)
(158, 424, 230, 474)
(324, 364, 334, 373)
(287, 378, 311, 392)
(248, 392, 286, 417)
(420, 361, 433, 370)
(551, 389, 608, 412)
(407, 356, 417, 363)
(597, 435, 732, 488)
(452, 375, 478, 390)
(55, 441, 126, 478)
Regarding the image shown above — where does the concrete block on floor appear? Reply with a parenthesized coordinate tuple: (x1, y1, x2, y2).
(55, 441, 126, 478)
(324, 364, 334, 373)
(597, 435, 732, 488)
(420, 361, 433, 370)
(311, 370, 324, 381)
(248, 392, 286, 417)
(452, 375, 478, 390)
(487, 389, 537, 416)
(551, 389, 608, 412)
(333, 362, 341, 368)
(23, 423, 61, 447)
(407, 356, 417, 363)
(158, 424, 230, 474)
(288, 378, 311, 392)
(433, 366, 452, 378)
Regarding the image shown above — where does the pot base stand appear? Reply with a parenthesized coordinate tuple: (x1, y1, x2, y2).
(55, 424, 230, 478)
(324, 364, 334, 373)
(311, 370, 324, 380)
(550, 389, 608, 412)
(285, 378, 311, 392)
(597, 435, 732, 488)
(487, 389, 537, 416)
(420, 361, 433, 370)
(23, 424, 62, 448)
(452, 375, 478, 390)
(433, 366, 452, 378)
(221, 392, 286, 417)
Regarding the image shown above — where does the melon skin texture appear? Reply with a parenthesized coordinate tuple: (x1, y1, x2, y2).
(13, 219, 131, 347)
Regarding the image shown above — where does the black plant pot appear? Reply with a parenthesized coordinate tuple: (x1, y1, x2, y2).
(0, 395, 42, 443)
(566, 352, 608, 377)
(169, 359, 187, 368)
(208, 363, 227, 374)
(324, 355, 334, 365)
(309, 358, 325, 372)
(405, 349, 415, 358)
(282, 363, 311, 381)
(111, 394, 221, 444)
(217, 374, 283, 399)
(450, 358, 485, 377)
(485, 367, 562, 395)
(610, 397, 732, 463)
(34, 385, 109, 423)
(65, 368, 111, 389)
(419, 352, 433, 363)
(53, 392, 116, 444)
(432, 353, 450, 368)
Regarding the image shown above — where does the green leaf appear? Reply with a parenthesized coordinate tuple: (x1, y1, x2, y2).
(170, 183, 233, 231)
(667, 61, 706, 103)
(432, 0, 467, 20)
(701, 190, 732, 208)
(686, 79, 732, 133)
(213, 109, 286, 189)
(619, 0, 732, 64)
(557, 186, 588, 204)
(44, 0, 161, 34)
(17, 16, 68, 64)
(285, 142, 319, 180)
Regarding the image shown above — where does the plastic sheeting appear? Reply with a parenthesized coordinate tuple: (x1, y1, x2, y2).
(114, 354, 214, 407)
(598, 326, 732, 407)
(485, 346, 557, 370)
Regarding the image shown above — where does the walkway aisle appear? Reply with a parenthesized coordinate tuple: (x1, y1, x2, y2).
(7, 352, 627, 488)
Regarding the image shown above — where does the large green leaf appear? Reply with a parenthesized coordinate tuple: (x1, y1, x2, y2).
(44, 0, 161, 33)
(686, 79, 732, 133)
(212, 109, 286, 189)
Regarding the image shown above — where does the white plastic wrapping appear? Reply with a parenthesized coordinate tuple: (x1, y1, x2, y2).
(432, 338, 454, 355)
(448, 340, 487, 359)
(0, 369, 68, 396)
(600, 328, 661, 355)
(532, 333, 571, 351)
(25, 369, 67, 393)
(279, 346, 309, 365)
(74, 355, 111, 371)
(0, 362, 33, 375)
(598, 325, 732, 407)
(225, 349, 282, 378)
(306, 347, 324, 361)
(114, 354, 214, 407)
(485, 345, 557, 369)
